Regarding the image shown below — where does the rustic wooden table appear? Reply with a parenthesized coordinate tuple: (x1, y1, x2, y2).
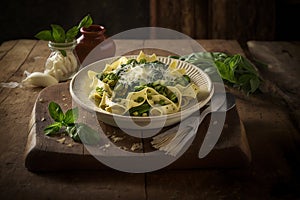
(0, 39, 299, 199)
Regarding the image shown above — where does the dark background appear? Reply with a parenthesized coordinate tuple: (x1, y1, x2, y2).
(0, 0, 299, 44)
(0, 0, 150, 43)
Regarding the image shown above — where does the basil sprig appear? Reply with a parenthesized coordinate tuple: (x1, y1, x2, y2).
(178, 52, 261, 95)
(44, 102, 100, 145)
(35, 14, 93, 43)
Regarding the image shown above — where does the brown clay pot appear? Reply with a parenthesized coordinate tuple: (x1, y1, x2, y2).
(76, 24, 115, 66)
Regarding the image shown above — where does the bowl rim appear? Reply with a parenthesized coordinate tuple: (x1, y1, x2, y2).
(70, 55, 214, 122)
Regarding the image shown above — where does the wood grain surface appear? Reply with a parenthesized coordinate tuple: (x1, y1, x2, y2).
(0, 39, 299, 199)
(24, 81, 250, 171)
(247, 41, 300, 130)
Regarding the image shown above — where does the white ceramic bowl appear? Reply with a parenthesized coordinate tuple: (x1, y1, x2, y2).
(70, 56, 214, 130)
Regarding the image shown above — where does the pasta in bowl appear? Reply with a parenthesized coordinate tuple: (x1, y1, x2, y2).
(70, 51, 214, 129)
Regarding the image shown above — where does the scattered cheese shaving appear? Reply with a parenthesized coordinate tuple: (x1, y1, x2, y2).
(130, 143, 143, 151)
(56, 137, 66, 144)
(110, 135, 124, 143)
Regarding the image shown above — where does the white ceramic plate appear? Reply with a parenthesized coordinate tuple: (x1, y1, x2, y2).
(70, 56, 214, 130)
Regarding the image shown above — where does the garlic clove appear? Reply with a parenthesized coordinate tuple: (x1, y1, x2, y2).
(22, 72, 58, 87)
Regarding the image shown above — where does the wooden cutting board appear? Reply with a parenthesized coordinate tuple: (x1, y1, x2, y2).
(24, 82, 251, 172)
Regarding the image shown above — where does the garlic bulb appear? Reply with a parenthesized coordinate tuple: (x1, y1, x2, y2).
(44, 50, 78, 81)
(21, 40, 79, 88)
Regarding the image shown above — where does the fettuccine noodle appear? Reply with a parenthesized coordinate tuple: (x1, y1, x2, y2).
(88, 51, 201, 117)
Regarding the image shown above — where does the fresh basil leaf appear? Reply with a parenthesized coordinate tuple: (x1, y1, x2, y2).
(250, 77, 260, 93)
(76, 123, 100, 145)
(71, 131, 81, 142)
(44, 101, 99, 143)
(78, 14, 93, 29)
(238, 74, 252, 84)
(44, 122, 62, 135)
(64, 107, 78, 125)
(215, 61, 235, 83)
(51, 24, 65, 43)
(65, 125, 81, 142)
(60, 50, 67, 57)
(35, 14, 93, 43)
(179, 52, 261, 94)
(48, 101, 64, 122)
(211, 52, 228, 62)
(66, 125, 75, 134)
(238, 74, 253, 92)
(35, 30, 53, 41)
(65, 26, 79, 42)
(227, 55, 240, 74)
(240, 56, 257, 74)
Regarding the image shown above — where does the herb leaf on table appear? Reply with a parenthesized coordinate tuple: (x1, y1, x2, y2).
(64, 107, 78, 125)
(48, 101, 64, 122)
(178, 52, 261, 94)
(44, 122, 62, 136)
(44, 101, 100, 144)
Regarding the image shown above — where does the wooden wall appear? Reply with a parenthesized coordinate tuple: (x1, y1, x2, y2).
(150, 0, 209, 38)
(150, 0, 299, 44)
(1, 0, 299, 44)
